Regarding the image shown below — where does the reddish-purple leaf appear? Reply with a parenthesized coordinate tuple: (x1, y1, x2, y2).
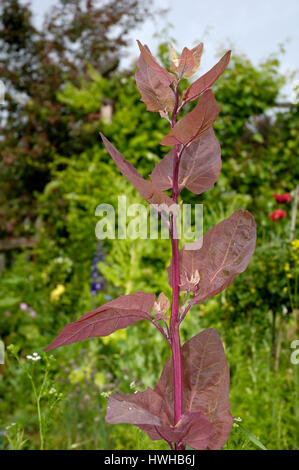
(137, 40, 176, 87)
(135, 46, 176, 112)
(168, 210, 256, 302)
(106, 389, 164, 426)
(150, 128, 221, 194)
(160, 89, 220, 147)
(105, 328, 233, 449)
(154, 328, 233, 449)
(184, 51, 231, 103)
(44, 291, 155, 350)
(100, 133, 175, 208)
(157, 411, 213, 449)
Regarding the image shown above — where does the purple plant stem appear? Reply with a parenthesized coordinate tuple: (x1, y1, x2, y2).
(179, 303, 192, 324)
(147, 316, 170, 343)
(169, 84, 184, 444)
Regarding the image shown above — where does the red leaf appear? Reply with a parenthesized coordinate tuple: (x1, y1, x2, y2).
(100, 133, 175, 208)
(168, 210, 256, 302)
(184, 51, 231, 103)
(150, 128, 221, 194)
(105, 328, 233, 449)
(44, 291, 155, 350)
(136, 45, 176, 112)
(160, 89, 220, 147)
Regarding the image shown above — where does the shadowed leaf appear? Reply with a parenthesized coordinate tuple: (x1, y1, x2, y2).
(105, 328, 232, 449)
(168, 210, 256, 302)
(44, 291, 155, 350)
(160, 89, 220, 146)
(106, 389, 164, 426)
(155, 328, 234, 449)
(157, 411, 213, 448)
(150, 128, 221, 194)
(184, 51, 231, 103)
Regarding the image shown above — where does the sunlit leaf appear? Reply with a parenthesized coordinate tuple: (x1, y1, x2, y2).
(170, 43, 203, 79)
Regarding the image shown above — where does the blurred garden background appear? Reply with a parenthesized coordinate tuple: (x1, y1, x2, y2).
(0, 0, 298, 450)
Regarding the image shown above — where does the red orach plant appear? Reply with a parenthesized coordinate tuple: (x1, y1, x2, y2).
(45, 41, 257, 450)
(269, 209, 287, 221)
(273, 192, 292, 203)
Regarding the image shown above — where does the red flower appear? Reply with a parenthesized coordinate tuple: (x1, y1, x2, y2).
(273, 192, 292, 203)
(269, 209, 287, 221)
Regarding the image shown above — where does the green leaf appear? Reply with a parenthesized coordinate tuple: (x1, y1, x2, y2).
(238, 423, 267, 450)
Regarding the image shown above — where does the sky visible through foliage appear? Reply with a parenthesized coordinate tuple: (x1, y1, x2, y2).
(23, 0, 299, 99)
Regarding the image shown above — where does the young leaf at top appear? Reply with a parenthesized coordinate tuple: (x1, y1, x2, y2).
(169, 43, 203, 79)
(150, 128, 221, 194)
(160, 89, 220, 147)
(135, 40, 176, 113)
(137, 40, 175, 86)
(44, 291, 155, 350)
(183, 50, 231, 104)
(105, 328, 233, 449)
(168, 210, 256, 303)
(100, 133, 175, 209)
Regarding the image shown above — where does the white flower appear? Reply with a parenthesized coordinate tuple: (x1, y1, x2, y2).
(26, 353, 41, 361)
(234, 416, 242, 422)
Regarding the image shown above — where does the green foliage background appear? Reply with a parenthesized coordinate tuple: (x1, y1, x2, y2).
(0, 40, 298, 450)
